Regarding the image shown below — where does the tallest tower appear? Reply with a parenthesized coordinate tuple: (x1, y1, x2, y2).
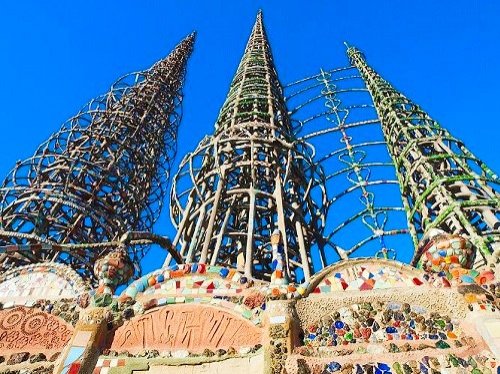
(169, 12, 325, 281)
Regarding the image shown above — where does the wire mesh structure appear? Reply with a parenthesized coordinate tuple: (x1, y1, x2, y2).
(284, 44, 500, 271)
(0, 33, 195, 280)
(284, 64, 413, 270)
(167, 15, 500, 281)
(2, 7, 497, 286)
(346, 45, 500, 268)
(167, 12, 327, 282)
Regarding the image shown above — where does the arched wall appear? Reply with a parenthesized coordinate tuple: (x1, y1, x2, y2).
(109, 304, 263, 353)
(0, 263, 88, 306)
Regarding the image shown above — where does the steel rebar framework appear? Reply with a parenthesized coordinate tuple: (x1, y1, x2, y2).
(284, 65, 412, 268)
(347, 45, 500, 267)
(0, 34, 195, 280)
(1, 11, 497, 285)
(167, 12, 326, 282)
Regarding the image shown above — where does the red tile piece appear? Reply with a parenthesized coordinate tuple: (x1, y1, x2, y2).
(412, 277, 423, 286)
(359, 281, 373, 291)
(68, 362, 81, 374)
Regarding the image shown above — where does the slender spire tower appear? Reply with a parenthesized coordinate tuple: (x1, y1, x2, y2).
(169, 12, 325, 282)
(347, 45, 500, 267)
(0, 34, 195, 278)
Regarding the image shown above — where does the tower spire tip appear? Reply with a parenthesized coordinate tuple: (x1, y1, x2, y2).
(256, 9, 263, 22)
(185, 31, 196, 42)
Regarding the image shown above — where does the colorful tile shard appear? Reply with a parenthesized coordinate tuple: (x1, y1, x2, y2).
(0, 263, 88, 304)
(93, 358, 126, 374)
(302, 302, 463, 347)
(320, 353, 498, 374)
(311, 261, 425, 294)
(120, 263, 265, 324)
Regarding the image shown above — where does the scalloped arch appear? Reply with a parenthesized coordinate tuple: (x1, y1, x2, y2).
(306, 258, 426, 296)
(0, 262, 89, 304)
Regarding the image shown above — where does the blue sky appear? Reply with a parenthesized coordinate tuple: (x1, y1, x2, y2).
(1, 1, 499, 276)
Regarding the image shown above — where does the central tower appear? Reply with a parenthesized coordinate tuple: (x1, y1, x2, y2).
(168, 12, 326, 282)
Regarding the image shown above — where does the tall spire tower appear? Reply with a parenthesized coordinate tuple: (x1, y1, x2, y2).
(347, 45, 500, 267)
(169, 12, 325, 281)
(0, 34, 195, 279)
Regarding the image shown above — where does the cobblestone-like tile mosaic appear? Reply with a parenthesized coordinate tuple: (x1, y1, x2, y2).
(303, 302, 463, 348)
(320, 352, 498, 373)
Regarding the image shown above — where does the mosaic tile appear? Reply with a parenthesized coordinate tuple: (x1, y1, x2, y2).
(313, 263, 422, 294)
(61, 346, 85, 374)
(93, 358, 127, 373)
(302, 302, 464, 348)
(122, 263, 264, 325)
(320, 352, 498, 374)
(0, 262, 87, 304)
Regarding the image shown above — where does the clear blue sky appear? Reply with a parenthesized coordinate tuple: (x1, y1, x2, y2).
(1, 1, 499, 276)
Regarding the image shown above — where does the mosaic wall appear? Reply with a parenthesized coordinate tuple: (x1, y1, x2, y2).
(306, 259, 499, 315)
(121, 263, 252, 301)
(310, 261, 425, 294)
(302, 302, 465, 349)
(299, 351, 498, 374)
(140, 273, 246, 298)
(0, 263, 87, 306)
(121, 264, 266, 325)
(0, 258, 496, 373)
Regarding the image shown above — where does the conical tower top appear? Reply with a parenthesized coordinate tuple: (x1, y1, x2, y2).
(250, 10, 266, 43)
(0, 33, 195, 282)
(169, 12, 326, 282)
(215, 11, 292, 137)
(348, 44, 500, 268)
